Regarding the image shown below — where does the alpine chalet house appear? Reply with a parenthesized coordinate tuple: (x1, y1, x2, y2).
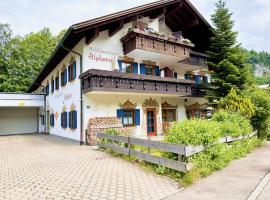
(28, 0, 212, 145)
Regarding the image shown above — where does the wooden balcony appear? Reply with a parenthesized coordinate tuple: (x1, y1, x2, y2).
(81, 69, 195, 96)
(180, 51, 208, 68)
(121, 29, 194, 58)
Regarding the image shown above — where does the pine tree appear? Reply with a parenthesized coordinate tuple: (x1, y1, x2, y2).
(208, 0, 254, 97)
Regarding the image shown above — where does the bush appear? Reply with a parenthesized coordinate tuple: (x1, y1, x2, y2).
(218, 88, 255, 119)
(212, 110, 253, 137)
(189, 138, 261, 178)
(244, 89, 270, 139)
(105, 128, 119, 135)
(166, 119, 221, 145)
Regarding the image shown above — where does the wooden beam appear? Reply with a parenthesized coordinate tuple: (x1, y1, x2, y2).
(181, 18, 199, 31)
(85, 28, 99, 45)
(109, 20, 124, 37)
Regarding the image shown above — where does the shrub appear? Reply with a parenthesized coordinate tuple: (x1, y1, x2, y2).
(189, 138, 261, 178)
(212, 110, 253, 137)
(166, 119, 221, 145)
(248, 89, 270, 139)
(105, 128, 119, 135)
(218, 88, 255, 119)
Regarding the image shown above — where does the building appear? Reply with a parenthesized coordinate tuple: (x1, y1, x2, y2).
(26, 0, 212, 145)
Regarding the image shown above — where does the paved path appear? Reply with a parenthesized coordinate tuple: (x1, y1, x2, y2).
(0, 135, 179, 200)
(165, 142, 270, 200)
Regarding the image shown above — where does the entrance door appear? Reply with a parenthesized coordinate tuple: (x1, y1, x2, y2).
(146, 108, 156, 136)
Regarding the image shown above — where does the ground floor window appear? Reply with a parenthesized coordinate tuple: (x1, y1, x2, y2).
(123, 109, 134, 127)
(61, 112, 68, 128)
(69, 110, 77, 129)
(117, 108, 140, 127)
(50, 113, 55, 127)
(162, 109, 176, 122)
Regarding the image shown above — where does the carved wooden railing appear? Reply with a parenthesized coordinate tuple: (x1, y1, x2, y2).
(121, 29, 193, 58)
(81, 69, 194, 96)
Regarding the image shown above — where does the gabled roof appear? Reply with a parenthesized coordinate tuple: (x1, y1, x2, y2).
(28, 0, 212, 92)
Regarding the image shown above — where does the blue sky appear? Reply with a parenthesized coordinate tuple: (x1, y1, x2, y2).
(0, 0, 269, 52)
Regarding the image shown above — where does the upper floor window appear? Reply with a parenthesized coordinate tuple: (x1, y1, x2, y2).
(55, 76, 59, 90)
(45, 84, 49, 96)
(61, 68, 67, 86)
(51, 79, 54, 93)
(145, 65, 155, 76)
(122, 61, 133, 73)
(68, 61, 76, 82)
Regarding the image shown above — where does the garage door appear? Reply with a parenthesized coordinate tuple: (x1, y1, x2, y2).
(0, 107, 38, 135)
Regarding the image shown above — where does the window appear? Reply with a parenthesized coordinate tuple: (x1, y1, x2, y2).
(145, 65, 155, 76)
(51, 79, 54, 93)
(61, 112, 68, 128)
(55, 76, 59, 90)
(117, 109, 140, 127)
(41, 115, 45, 125)
(61, 69, 67, 86)
(174, 72, 178, 79)
(68, 110, 77, 129)
(50, 113, 55, 127)
(123, 109, 134, 127)
(68, 61, 76, 82)
(45, 84, 49, 96)
(122, 62, 133, 73)
(162, 109, 176, 122)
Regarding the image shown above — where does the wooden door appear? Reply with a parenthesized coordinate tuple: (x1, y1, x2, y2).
(146, 108, 157, 136)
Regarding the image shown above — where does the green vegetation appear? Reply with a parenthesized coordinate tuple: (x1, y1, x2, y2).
(218, 88, 255, 118)
(0, 23, 66, 92)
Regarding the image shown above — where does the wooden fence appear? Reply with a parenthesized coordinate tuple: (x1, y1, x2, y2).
(97, 131, 257, 173)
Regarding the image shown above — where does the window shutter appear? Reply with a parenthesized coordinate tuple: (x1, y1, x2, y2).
(140, 64, 146, 75)
(73, 61, 76, 79)
(52, 114, 54, 127)
(195, 75, 200, 84)
(64, 69, 67, 85)
(68, 65, 71, 82)
(184, 74, 190, 80)
(73, 111, 77, 129)
(117, 60, 123, 72)
(64, 112, 67, 128)
(155, 66, 160, 76)
(203, 76, 208, 84)
(68, 112, 71, 128)
(117, 109, 124, 124)
(133, 62, 138, 74)
(135, 109, 140, 126)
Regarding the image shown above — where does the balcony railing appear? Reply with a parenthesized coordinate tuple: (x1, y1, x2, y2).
(81, 69, 195, 96)
(121, 29, 194, 58)
(180, 51, 209, 68)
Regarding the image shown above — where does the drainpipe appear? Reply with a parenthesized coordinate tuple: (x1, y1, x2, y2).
(61, 45, 84, 145)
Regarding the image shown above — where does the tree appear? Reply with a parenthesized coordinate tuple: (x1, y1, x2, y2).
(0, 24, 12, 85)
(208, 0, 254, 97)
(0, 26, 66, 92)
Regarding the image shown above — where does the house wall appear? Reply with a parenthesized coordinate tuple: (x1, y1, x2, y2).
(37, 39, 84, 141)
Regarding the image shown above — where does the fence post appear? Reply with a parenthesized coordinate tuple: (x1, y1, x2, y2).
(127, 136, 131, 156)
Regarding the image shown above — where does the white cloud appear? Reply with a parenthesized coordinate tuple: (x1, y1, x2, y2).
(0, 0, 269, 52)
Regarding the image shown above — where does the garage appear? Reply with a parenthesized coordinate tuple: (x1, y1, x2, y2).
(0, 93, 44, 136)
(0, 107, 39, 135)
